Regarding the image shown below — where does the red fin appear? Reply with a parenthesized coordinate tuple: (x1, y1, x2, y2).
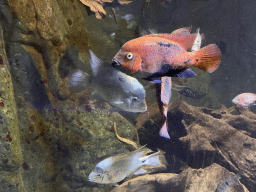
(146, 33, 197, 50)
(145, 27, 206, 50)
(191, 44, 222, 73)
(173, 33, 197, 50)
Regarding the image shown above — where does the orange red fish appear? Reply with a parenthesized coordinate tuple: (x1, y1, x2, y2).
(112, 26, 222, 139)
(112, 26, 221, 82)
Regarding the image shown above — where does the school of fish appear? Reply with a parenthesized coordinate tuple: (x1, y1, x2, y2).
(66, 25, 254, 189)
(216, 173, 241, 192)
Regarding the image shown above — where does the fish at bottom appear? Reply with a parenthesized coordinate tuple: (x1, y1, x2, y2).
(88, 145, 160, 185)
(216, 173, 241, 192)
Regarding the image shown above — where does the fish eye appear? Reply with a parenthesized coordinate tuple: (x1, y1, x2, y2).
(132, 97, 138, 102)
(126, 53, 133, 60)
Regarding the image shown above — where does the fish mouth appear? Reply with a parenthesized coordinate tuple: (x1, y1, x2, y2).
(112, 59, 121, 68)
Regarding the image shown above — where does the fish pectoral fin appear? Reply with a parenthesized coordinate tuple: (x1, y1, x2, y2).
(133, 168, 147, 175)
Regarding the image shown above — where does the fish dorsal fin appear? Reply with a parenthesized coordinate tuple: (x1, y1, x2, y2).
(171, 26, 192, 35)
(145, 26, 205, 51)
(89, 50, 102, 76)
(145, 33, 197, 50)
(130, 144, 147, 158)
(137, 144, 147, 151)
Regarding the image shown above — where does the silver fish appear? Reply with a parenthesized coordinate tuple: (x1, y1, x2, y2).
(216, 173, 241, 192)
(122, 14, 134, 22)
(67, 50, 147, 113)
(88, 146, 160, 184)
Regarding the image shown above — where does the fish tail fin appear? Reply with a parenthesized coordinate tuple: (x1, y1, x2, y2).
(159, 122, 170, 139)
(140, 151, 160, 166)
(67, 69, 90, 93)
(191, 44, 222, 73)
(133, 168, 147, 175)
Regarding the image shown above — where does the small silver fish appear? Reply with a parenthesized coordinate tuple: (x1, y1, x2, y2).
(122, 14, 134, 22)
(88, 145, 160, 184)
(216, 173, 241, 192)
(67, 50, 147, 112)
(121, 14, 136, 29)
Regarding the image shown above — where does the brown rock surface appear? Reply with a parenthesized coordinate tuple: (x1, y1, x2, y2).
(0, 0, 138, 191)
(112, 163, 248, 192)
(138, 98, 256, 191)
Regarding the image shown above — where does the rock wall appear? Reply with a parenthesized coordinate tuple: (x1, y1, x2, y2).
(0, 0, 138, 191)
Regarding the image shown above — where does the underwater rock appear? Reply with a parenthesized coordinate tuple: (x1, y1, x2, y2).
(138, 98, 256, 191)
(78, 0, 132, 19)
(0, 24, 25, 191)
(0, 0, 139, 191)
(170, 99, 256, 191)
(112, 163, 248, 192)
